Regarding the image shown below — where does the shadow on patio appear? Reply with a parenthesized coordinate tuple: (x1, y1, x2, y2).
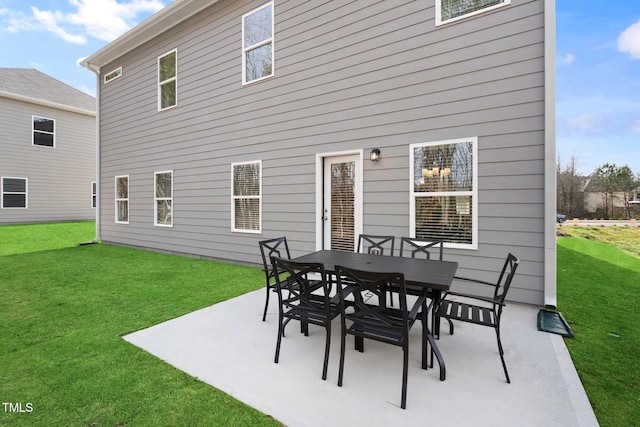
(124, 289, 598, 427)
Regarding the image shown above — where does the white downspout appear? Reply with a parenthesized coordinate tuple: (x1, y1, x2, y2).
(85, 63, 101, 242)
(544, 0, 557, 308)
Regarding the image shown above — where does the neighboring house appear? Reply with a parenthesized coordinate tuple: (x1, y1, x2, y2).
(0, 68, 96, 224)
(81, 0, 557, 306)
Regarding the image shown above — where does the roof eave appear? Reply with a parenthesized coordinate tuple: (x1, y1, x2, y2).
(81, 0, 222, 72)
(0, 90, 96, 117)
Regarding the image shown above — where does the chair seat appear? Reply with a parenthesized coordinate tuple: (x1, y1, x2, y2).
(347, 307, 413, 343)
(284, 295, 341, 325)
(436, 300, 497, 327)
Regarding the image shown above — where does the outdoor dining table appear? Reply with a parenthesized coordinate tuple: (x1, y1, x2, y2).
(291, 250, 458, 372)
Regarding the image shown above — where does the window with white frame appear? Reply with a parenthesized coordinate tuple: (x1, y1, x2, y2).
(410, 138, 477, 249)
(231, 161, 261, 233)
(1, 177, 27, 208)
(91, 182, 97, 208)
(158, 49, 177, 110)
(436, 0, 509, 26)
(104, 67, 122, 84)
(242, 2, 274, 84)
(154, 171, 173, 227)
(115, 175, 129, 224)
(33, 116, 55, 147)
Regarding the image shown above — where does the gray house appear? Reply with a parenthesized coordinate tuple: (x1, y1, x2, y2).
(82, 0, 557, 306)
(0, 68, 96, 224)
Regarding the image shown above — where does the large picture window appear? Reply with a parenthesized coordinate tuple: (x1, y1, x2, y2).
(436, 0, 509, 26)
(155, 171, 173, 227)
(158, 49, 177, 110)
(115, 175, 129, 224)
(1, 177, 27, 208)
(232, 160, 261, 233)
(410, 138, 477, 249)
(242, 2, 274, 84)
(33, 116, 55, 147)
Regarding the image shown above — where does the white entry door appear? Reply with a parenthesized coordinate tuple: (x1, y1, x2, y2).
(322, 154, 362, 251)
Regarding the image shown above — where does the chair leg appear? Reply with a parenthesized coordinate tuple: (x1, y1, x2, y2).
(338, 323, 346, 387)
(426, 333, 446, 381)
(322, 323, 331, 380)
(401, 343, 409, 409)
(262, 286, 270, 321)
(274, 315, 284, 363)
(495, 327, 510, 383)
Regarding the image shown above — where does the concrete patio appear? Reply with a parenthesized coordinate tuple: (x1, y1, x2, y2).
(124, 289, 599, 427)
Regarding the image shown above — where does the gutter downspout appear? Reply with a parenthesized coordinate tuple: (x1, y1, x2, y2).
(544, 0, 557, 308)
(85, 62, 101, 243)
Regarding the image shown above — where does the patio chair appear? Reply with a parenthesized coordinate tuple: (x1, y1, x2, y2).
(258, 237, 291, 321)
(271, 257, 340, 380)
(335, 265, 438, 409)
(434, 253, 520, 383)
(356, 234, 395, 256)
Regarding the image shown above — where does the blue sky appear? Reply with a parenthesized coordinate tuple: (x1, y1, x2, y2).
(1, 0, 639, 176)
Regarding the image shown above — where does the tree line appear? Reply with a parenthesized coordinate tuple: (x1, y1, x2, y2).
(557, 155, 640, 220)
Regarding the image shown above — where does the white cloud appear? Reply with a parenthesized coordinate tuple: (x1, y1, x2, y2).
(618, 19, 640, 59)
(557, 52, 576, 66)
(1, 0, 166, 44)
(632, 120, 640, 134)
(567, 113, 604, 132)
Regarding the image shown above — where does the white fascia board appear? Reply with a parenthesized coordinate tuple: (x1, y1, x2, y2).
(0, 90, 96, 117)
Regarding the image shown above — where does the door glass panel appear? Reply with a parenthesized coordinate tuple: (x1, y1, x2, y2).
(330, 161, 355, 252)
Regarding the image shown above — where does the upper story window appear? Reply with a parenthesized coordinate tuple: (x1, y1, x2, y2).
(436, 0, 510, 26)
(115, 175, 129, 224)
(155, 171, 173, 227)
(33, 116, 55, 147)
(158, 49, 177, 110)
(231, 160, 261, 233)
(104, 67, 122, 84)
(410, 138, 478, 249)
(1, 177, 27, 209)
(242, 2, 274, 84)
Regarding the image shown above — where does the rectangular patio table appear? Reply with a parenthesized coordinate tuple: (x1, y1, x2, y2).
(291, 250, 458, 372)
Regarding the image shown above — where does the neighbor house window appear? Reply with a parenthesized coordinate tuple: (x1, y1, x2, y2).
(154, 171, 173, 227)
(32, 116, 55, 147)
(410, 138, 477, 249)
(242, 2, 274, 84)
(436, 0, 509, 25)
(1, 177, 27, 208)
(104, 67, 122, 84)
(115, 175, 129, 224)
(158, 49, 177, 110)
(232, 160, 261, 233)
(91, 182, 97, 208)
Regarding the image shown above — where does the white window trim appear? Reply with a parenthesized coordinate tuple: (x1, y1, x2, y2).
(242, 2, 275, 85)
(1, 176, 28, 209)
(115, 175, 129, 224)
(158, 49, 178, 111)
(435, 0, 510, 26)
(104, 67, 122, 84)
(154, 170, 173, 227)
(409, 137, 478, 250)
(91, 181, 97, 208)
(231, 160, 262, 234)
(32, 115, 55, 148)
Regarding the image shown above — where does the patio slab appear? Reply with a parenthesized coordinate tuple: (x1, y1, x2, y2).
(124, 289, 599, 427)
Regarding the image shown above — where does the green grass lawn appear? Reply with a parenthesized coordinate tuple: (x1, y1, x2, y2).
(557, 229, 640, 427)
(0, 223, 280, 426)
(0, 221, 96, 256)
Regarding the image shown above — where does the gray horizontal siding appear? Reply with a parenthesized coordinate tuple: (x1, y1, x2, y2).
(96, 0, 548, 304)
(0, 97, 95, 224)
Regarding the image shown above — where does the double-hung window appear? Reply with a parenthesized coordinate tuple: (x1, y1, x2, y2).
(33, 116, 55, 147)
(436, 0, 509, 26)
(115, 175, 129, 224)
(1, 177, 27, 208)
(410, 138, 477, 249)
(155, 171, 173, 227)
(231, 161, 261, 233)
(242, 2, 274, 84)
(158, 49, 177, 110)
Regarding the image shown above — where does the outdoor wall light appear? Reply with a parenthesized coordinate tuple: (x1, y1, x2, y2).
(370, 148, 381, 161)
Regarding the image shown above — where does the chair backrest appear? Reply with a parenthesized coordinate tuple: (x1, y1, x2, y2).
(494, 253, 520, 304)
(271, 257, 332, 313)
(356, 234, 395, 256)
(259, 237, 291, 277)
(399, 237, 444, 260)
(336, 265, 409, 338)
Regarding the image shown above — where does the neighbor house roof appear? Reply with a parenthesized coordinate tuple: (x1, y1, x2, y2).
(0, 68, 96, 115)
(81, 0, 222, 72)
